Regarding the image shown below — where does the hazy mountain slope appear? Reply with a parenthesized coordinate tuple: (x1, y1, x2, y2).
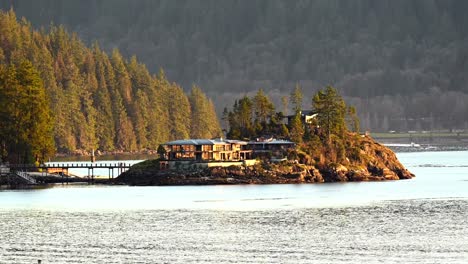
(2, 0, 468, 131)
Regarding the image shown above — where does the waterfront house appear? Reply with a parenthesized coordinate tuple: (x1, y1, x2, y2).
(161, 138, 255, 169)
(247, 137, 295, 160)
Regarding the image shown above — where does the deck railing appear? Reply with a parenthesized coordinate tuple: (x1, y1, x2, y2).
(14, 171, 37, 184)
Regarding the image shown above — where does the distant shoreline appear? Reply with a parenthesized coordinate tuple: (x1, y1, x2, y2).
(45, 133, 468, 166)
(372, 132, 468, 143)
(374, 134, 468, 152)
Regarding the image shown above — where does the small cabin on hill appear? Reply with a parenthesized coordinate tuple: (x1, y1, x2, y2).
(287, 110, 318, 125)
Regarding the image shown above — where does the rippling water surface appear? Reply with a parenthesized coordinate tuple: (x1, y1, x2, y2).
(1, 151, 467, 263)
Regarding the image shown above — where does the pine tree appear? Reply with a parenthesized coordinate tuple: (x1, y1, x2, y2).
(235, 96, 254, 139)
(114, 91, 137, 151)
(111, 48, 133, 105)
(346, 106, 360, 133)
(146, 70, 171, 146)
(93, 45, 116, 151)
(312, 86, 346, 141)
(188, 85, 221, 139)
(0, 60, 54, 163)
(289, 112, 304, 144)
(189, 85, 209, 138)
(290, 84, 303, 113)
(134, 89, 150, 149)
(168, 84, 191, 140)
(286, 84, 305, 143)
(253, 89, 275, 124)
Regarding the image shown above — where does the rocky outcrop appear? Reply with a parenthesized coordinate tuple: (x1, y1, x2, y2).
(116, 163, 323, 186)
(116, 135, 414, 186)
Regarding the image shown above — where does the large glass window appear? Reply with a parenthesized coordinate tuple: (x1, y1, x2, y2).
(203, 145, 213, 151)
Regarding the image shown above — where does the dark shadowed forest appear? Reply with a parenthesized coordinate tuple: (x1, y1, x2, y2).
(2, 0, 468, 132)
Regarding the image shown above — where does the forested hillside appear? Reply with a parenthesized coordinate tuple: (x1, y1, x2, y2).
(0, 10, 221, 162)
(2, 0, 468, 131)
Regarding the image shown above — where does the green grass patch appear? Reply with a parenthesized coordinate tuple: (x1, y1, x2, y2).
(130, 159, 161, 170)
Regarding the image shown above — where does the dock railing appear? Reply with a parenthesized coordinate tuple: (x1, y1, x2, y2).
(14, 171, 37, 185)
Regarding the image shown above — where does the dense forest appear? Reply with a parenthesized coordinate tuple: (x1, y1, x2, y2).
(0, 10, 221, 163)
(2, 0, 468, 132)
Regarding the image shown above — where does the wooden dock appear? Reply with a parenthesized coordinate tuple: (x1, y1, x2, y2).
(5, 163, 132, 184)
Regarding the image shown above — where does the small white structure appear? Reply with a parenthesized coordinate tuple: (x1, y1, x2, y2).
(0, 164, 10, 175)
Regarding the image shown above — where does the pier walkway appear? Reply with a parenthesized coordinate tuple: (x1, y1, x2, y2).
(6, 163, 132, 182)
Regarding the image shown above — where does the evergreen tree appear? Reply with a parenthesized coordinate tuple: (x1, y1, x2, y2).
(346, 106, 360, 133)
(205, 98, 222, 138)
(253, 89, 275, 124)
(289, 112, 304, 144)
(0, 60, 54, 163)
(168, 84, 191, 140)
(93, 45, 116, 150)
(146, 69, 171, 146)
(189, 85, 222, 138)
(189, 85, 210, 138)
(290, 84, 303, 113)
(111, 48, 133, 105)
(288, 84, 305, 143)
(312, 86, 346, 141)
(253, 88, 275, 134)
(114, 91, 137, 151)
(133, 89, 150, 149)
(231, 96, 255, 139)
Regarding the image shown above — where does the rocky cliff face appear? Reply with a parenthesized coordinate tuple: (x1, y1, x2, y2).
(116, 136, 414, 186)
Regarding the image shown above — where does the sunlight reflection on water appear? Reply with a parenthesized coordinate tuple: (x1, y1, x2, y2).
(0, 151, 467, 263)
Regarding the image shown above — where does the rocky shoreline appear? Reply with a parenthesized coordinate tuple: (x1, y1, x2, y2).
(116, 163, 413, 186)
(116, 136, 414, 186)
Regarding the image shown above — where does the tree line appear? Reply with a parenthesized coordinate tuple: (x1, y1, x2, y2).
(0, 10, 221, 163)
(225, 85, 359, 141)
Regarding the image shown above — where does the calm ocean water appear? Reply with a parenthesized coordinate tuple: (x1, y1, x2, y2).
(0, 151, 467, 263)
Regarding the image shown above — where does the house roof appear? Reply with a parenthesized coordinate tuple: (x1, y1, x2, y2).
(164, 138, 248, 146)
(286, 109, 318, 118)
(247, 139, 295, 145)
(224, 139, 249, 145)
(300, 110, 317, 116)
